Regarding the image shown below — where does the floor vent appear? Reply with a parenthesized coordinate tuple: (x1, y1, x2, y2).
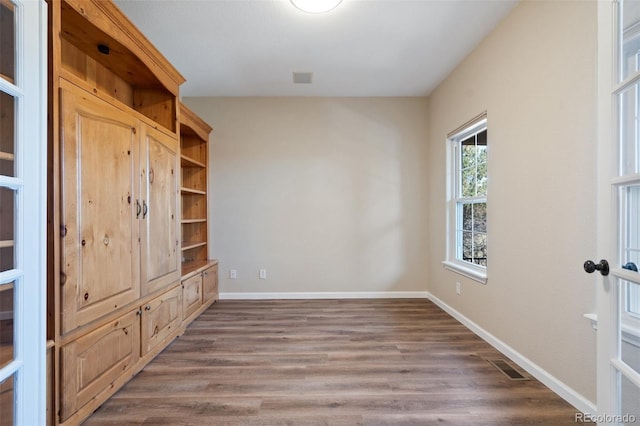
(488, 359, 529, 381)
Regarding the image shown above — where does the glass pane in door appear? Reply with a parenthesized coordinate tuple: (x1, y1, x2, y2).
(0, 1, 15, 84)
(621, 280, 640, 375)
(0, 92, 15, 178)
(621, 184, 640, 267)
(0, 374, 13, 426)
(620, 373, 640, 423)
(618, 83, 640, 175)
(0, 283, 12, 369)
(0, 187, 14, 273)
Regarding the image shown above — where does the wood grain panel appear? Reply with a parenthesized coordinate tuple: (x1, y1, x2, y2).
(140, 125, 180, 296)
(181, 274, 201, 321)
(59, 82, 140, 333)
(85, 299, 589, 425)
(202, 264, 218, 303)
(60, 309, 139, 421)
(141, 285, 182, 356)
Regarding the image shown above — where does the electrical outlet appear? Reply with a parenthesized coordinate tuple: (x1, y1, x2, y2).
(230, 269, 237, 279)
(259, 269, 267, 279)
(456, 282, 461, 295)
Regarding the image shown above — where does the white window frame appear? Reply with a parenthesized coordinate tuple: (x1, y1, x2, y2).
(0, 1, 47, 425)
(443, 115, 488, 284)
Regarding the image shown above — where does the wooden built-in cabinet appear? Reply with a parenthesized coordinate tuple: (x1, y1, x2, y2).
(48, 1, 217, 425)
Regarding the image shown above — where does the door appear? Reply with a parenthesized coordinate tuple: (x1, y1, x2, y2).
(0, 1, 47, 424)
(202, 264, 218, 303)
(60, 309, 140, 421)
(59, 82, 140, 333)
(592, 1, 640, 422)
(140, 285, 182, 355)
(140, 125, 180, 295)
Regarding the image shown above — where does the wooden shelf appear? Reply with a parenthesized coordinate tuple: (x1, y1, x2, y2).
(181, 155, 205, 168)
(181, 241, 207, 252)
(181, 259, 216, 278)
(0, 73, 14, 86)
(181, 218, 206, 224)
(181, 187, 206, 195)
(0, 152, 14, 161)
(0, 240, 14, 249)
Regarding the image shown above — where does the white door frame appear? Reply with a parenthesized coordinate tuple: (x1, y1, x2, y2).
(0, 1, 47, 424)
(596, 0, 640, 423)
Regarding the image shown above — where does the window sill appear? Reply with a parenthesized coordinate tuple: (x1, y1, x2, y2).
(442, 260, 488, 284)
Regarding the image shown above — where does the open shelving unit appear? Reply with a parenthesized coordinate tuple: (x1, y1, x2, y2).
(179, 103, 214, 277)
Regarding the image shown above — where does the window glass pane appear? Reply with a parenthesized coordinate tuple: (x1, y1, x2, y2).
(473, 232, 487, 267)
(0, 1, 15, 84)
(0, 374, 13, 426)
(473, 202, 487, 233)
(620, 373, 640, 423)
(462, 203, 472, 231)
(0, 92, 15, 178)
(476, 145, 487, 197)
(0, 187, 14, 273)
(461, 166, 475, 197)
(462, 231, 472, 262)
(0, 283, 12, 369)
(621, 185, 640, 269)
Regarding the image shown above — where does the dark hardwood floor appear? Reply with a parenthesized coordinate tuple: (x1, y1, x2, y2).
(84, 299, 588, 425)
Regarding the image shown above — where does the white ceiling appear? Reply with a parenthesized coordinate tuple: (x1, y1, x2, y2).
(114, 0, 518, 97)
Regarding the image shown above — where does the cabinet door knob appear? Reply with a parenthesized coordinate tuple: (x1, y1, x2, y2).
(145, 305, 151, 311)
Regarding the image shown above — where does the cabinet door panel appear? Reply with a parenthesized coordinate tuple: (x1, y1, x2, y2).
(141, 125, 180, 295)
(141, 284, 182, 355)
(202, 264, 218, 303)
(60, 83, 140, 333)
(182, 273, 202, 320)
(60, 309, 140, 421)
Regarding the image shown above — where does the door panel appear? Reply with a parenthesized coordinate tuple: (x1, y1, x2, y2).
(60, 309, 140, 421)
(202, 264, 218, 303)
(182, 273, 202, 320)
(60, 82, 140, 333)
(140, 285, 182, 355)
(596, 0, 640, 420)
(140, 125, 180, 295)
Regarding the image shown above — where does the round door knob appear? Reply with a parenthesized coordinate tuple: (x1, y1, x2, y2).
(584, 259, 610, 276)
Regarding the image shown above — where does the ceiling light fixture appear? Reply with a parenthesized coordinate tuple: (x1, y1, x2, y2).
(290, 0, 342, 14)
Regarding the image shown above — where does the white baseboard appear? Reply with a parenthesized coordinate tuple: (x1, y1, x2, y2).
(220, 291, 430, 300)
(426, 292, 597, 415)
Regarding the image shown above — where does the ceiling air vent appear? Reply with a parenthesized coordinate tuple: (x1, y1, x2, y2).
(292, 72, 313, 84)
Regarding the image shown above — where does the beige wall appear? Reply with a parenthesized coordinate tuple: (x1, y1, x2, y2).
(185, 0, 598, 407)
(184, 97, 430, 295)
(426, 0, 597, 403)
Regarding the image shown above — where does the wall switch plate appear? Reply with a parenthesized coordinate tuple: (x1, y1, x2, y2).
(230, 269, 237, 279)
(456, 282, 461, 295)
(259, 269, 267, 279)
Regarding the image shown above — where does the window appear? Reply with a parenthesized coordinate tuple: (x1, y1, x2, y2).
(443, 116, 488, 283)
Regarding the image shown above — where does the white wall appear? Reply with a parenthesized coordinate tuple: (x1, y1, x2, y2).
(184, 97, 430, 295)
(426, 0, 597, 404)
